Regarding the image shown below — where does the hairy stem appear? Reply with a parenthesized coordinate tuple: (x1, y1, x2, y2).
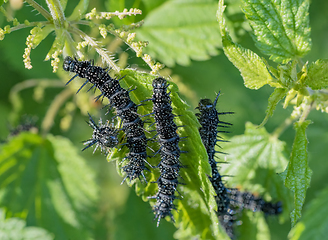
(69, 26, 120, 72)
(41, 88, 72, 137)
(75, 20, 158, 74)
(45, 0, 66, 28)
(25, 0, 52, 21)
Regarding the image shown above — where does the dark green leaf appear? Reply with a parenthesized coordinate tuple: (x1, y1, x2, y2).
(217, 0, 276, 90)
(0, 133, 98, 240)
(259, 88, 288, 127)
(284, 120, 312, 226)
(242, 0, 311, 63)
(305, 59, 328, 90)
(136, 0, 222, 67)
(288, 185, 328, 240)
(0, 209, 54, 240)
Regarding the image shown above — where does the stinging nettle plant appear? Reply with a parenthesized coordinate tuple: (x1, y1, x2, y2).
(0, 0, 328, 239)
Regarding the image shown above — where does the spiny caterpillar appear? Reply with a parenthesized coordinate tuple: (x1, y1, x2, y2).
(63, 56, 149, 183)
(149, 77, 184, 226)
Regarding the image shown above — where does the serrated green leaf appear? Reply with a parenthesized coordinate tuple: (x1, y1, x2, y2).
(288, 185, 328, 240)
(221, 122, 292, 221)
(259, 88, 288, 127)
(112, 69, 228, 239)
(136, 0, 222, 67)
(305, 59, 328, 90)
(67, 0, 89, 21)
(0, 133, 98, 239)
(242, 0, 311, 63)
(217, 0, 274, 89)
(0, 209, 54, 240)
(284, 120, 312, 227)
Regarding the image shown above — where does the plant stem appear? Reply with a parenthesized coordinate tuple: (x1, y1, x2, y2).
(69, 26, 120, 72)
(25, 0, 52, 21)
(298, 100, 314, 124)
(41, 88, 72, 137)
(45, 0, 66, 28)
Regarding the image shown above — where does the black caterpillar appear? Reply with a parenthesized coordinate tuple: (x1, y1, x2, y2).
(82, 113, 119, 153)
(229, 189, 283, 215)
(149, 77, 183, 226)
(196, 93, 235, 237)
(63, 56, 149, 182)
(196, 93, 233, 214)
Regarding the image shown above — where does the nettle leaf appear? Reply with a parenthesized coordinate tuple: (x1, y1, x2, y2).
(136, 0, 222, 67)
(288, 185, 328, 240)
(242, 0, 311, 63)
(305, 59, 328, 90)
(0, 133, 98, 240)
(284, 121, 312, 227)
(0, 209, 54, 240)
(217, 0, 275, 90)
(221, 122, 292, 220)
(238, 211, 270, 240)
(109, 69, 229, 240)
(259, 88, 288, 127)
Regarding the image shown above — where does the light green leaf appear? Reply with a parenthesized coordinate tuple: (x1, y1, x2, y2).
(0, 209, 54, 240)
(32, 25, 54, 49)
(67, 0, 89, 21)
(238, 211, 270, 240)
(221, 122, 292, 220)
(259, 88, 288, 127)
(0, 133, 98, 239)
(284, 121, 312, 226)
(242, 0, 311, 63)
(217, 0, 274, 90)
(136, 0, 222, 67)
(305, 59, 328, 90)
(288, 185, 328, 240)
(112, 69, 228, 239)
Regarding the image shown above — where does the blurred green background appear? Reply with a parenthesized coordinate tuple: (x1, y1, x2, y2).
(0, 0, 328, 239)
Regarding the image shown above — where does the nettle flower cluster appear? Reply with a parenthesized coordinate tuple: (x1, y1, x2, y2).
(0, 0, 163, 74)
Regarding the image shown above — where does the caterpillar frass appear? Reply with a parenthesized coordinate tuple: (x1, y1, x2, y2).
(63, 56, 149, 183)
(149, 77, 183, 227)
(82, 113, 119, 153)
(196, 93, 233, 214)
(228, 189, 283, 215)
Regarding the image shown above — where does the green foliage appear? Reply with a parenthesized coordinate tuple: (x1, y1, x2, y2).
(222, 123, 292, 221)
(112, 69, 228, 240)
(0, 133, 98, 239)
(305, 59, 328, 90)
(0, 0, 328, 239)
(0, 209, 54, 240)
(241, 0, 311, 63)
(135, 0, 222, 67)
(284, 121, 312, 226)
(288, 184, 328, 240)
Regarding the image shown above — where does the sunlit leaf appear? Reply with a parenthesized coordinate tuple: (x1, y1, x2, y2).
(241, 0, 311, 63)
(221, 122, 292, 221)
(217, 0, 275, 90)
(136, 0, 222, 67)
(305, 59, 328, 90)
